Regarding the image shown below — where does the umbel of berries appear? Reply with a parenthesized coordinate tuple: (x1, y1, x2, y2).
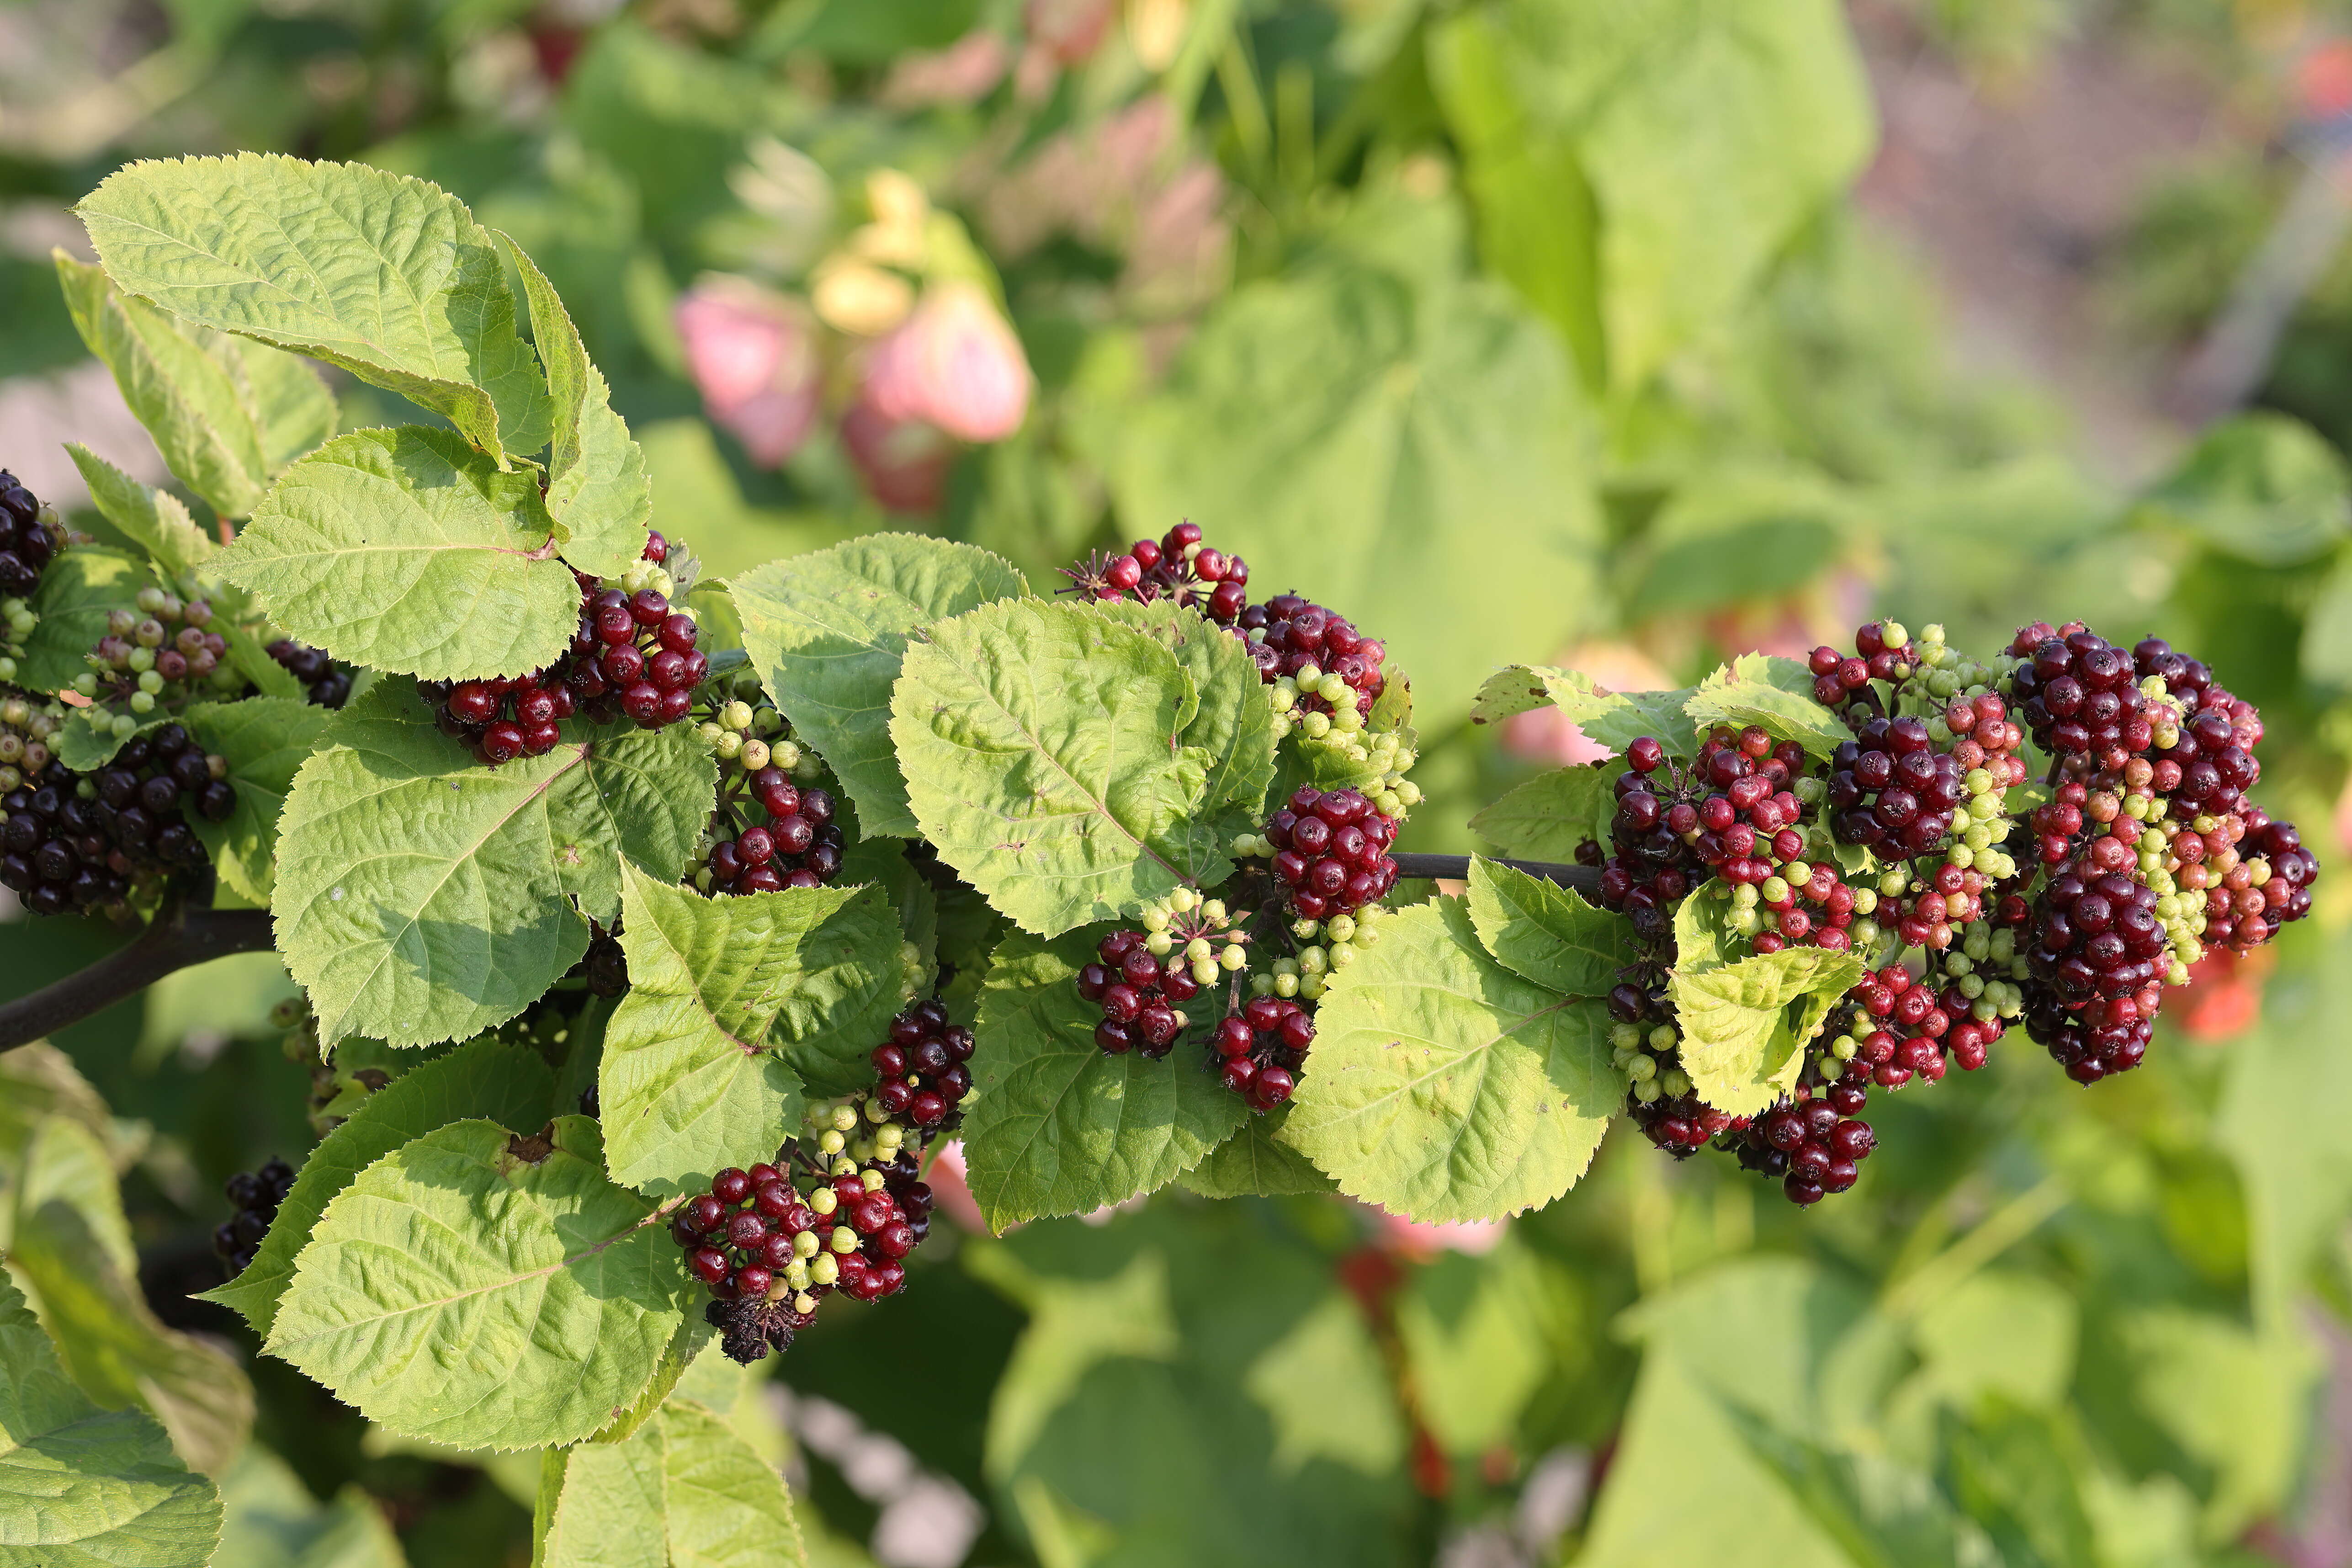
(0, 722, 232, 916)
(1062, 520, 1251, 622)
(702, 769, 845, 893)
(1259, 786, 1400, 921)
(266, 639, 351, 708)
(0, 469, 63, 683)
(1210, 996, 1313, 1111)
(1074, 888, 1249, 1058)
(215, 1158, 295, 1275)
(425, 532, 702, 765)
(868, 1000, 974, 1129)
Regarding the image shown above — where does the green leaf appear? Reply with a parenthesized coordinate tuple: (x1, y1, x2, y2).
(1464, 856, 1634, 995)
(79, 154, 550, 460)
(1178, 1108, 1338, 1199)
(1669, 946, 1865, 1117)
(1684, 653, 1850, 760)
(51, 709, 164, 774)
(266, 1116, 682, 1451)
(539, 1397, 808, 1568)
(15, 548, 152, 696)
(56, 251, 332, 521)
(6, 1118, 253, 1478)
(64, 444, 217, 581)
(599, 866, 903, 1197)
(1393, 1244, 1557, 1456)
(215, 1445, 404, 1568)
(1480, 0, 1873, 391)
(199, 1038, 555, 1338)
(183, 698, 334, 906)
(1471, 664, 1700, 755)
(1467, 764, 1612, 862)
(963, 930, 1246, 1230)
(892, 598, 1223, 937)
(272, 680, 711, 1047)
(494, 231, 649, 579)
(1093, 259, 1600, 730)
(218, 426, 581, 681)
(2133, 412, 2349, 566)
(1623, 466, 1856, 623)
(0, 1270, 220, 1568)
(733, 534, 1026, 839)
(1672, 888, 1739, 977)
(1092, 598, 1280, 826)
(1280, 899, 1617, 1223)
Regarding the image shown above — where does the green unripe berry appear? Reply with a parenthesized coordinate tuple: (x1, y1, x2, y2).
(818, 1130, 845, 1155)
(810, 1254, 839, 1287)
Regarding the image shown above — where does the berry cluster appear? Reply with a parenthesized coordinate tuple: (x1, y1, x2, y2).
(1062, 521, 1252, 623)
(1209, 996, 1312, 1110)
(213, 1158, 294, 1276)
(1, 722, 233, 915)
(1592, 727, 1810, 941)
(1251, 786, 1401, 922)
(868, 1000, 973, 1129)
(73, 588, 239, 728)
(0, 471, 62, 684)
(265, 639, 351, 708)
(675, 1005, 952, 1363)
(1807, 619, 1917, 708)
(426, 534, 701, 764)
(1730, 1099, 1876, 1207)
(2005, 623, 2161, 771)
(699, 770, 843, 893)
(1234, 593, 1387, 719)
(0, 691, 62, 796)
(1077, 925, 1210, 1058)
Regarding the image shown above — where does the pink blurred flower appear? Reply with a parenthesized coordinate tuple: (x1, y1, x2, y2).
(1376, 1209, 1511, 1261)
(674, 278, 822, 468)
(841, 398, 958, 514)
(861, 282, 1031, 444)
(880, 30, 1012, 109)
(922, 1142, 991, 1234)
(1501, 641, 1676, 765)
(1026, 0, 1115, 64)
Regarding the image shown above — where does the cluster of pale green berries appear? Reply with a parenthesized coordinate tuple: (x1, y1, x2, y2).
(0, 693, 63, 792)
(72, 586, 241, 728)
(1904, 624, 2000, 705)
(1268, 664, 1374, 742)
(1248, 903, 1387, 1003)
(695, 676, 818, 780)
(1139, 886, 1251, 988)
(0, 596, 36, 684)
(1611, 1020, 1693, 1104)
(809, 1098, 914, 1180)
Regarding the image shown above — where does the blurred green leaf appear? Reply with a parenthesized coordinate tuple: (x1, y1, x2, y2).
(1094, 233, 1602, 728)
(2134, 412, 2349, 565)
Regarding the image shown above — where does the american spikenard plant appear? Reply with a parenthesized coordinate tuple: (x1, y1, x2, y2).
(0, 154, 2318, 1565)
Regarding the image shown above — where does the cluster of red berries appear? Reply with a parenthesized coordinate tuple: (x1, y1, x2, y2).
(1062, 521, 1251, 622)
(265, 639, 350, 708)
(1076, 927, 1204, 1058)
(1826, 715, 1970, 858)
(705, 773, 844, 893)
(1, 724, 234, 916)
(1806, 621, 1916, 709)
(869, 1001, 973, 1128)
(425, 534, 702, 765)
(1590, 728, 1810, 941)
(1209, 997, 1313, 1111)
(675, 1005, 952, 1364)
(1232, 594, 1387, 715)
(1264, 785, 1400, 920)
(1731, 1099, 1877, 1207)
(1630, 1090, 1732, 1156)
(2005, 623, 2158, 771)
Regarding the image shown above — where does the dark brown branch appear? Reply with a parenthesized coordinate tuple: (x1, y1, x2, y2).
(1391, 853, 1602, 894)
(0, 899, 276, 1054)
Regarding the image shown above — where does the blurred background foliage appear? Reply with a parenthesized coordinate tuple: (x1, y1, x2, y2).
(11, 0, 2352, 1565)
